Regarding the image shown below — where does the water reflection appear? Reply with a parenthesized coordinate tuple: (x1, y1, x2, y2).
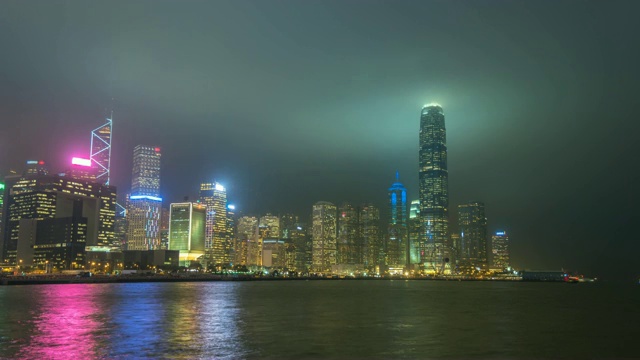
(18, 285, 105, 359)
(0, 282, 244, 359)
(0, 281, 638, 358)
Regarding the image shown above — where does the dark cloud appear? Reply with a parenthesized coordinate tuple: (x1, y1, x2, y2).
(1, 0, 639, 278)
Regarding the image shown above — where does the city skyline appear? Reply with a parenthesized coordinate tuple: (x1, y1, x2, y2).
(1, 1, 638, 278)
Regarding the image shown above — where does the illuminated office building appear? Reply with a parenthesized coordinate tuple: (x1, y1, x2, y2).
(491, 231, 510, 269)
(0, 182, 4, 243)
(259, 214, 280, 238)
(237, 216, 258, 266)
(113, 214, 127, 251)
(24, 160, 48, 176)
(90, 112, 112, 185)
(67, 157, 98, 182)
(16, 199, 87, 270)
(160, 206, 170, 250)
(337, 203, 359, 265)
(199, 182, 230, 264)
(280, 213, 298, 239)
(126, 145, 162, 250)
(126, 196, 162, 250)
(131, 145, 161, 197)
(279, 213, 298, 270)
(1, 171, 116, 265)
(419, 104, 449, 267)
(226, 204, 236, 263)
(360, 203, 380, 269)
(168, 202, 206, 265)
(262, 239, 285, 268)
(408, 200, 422, 264)
(312, 201, 337, 272)
(236, 216, 257, 265)
(387, 172, 408, 266)
(458, 202, 488, 266)
(291, 222, 311, 272)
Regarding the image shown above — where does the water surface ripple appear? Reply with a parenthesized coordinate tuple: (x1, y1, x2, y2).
(0, 281, 637, 359)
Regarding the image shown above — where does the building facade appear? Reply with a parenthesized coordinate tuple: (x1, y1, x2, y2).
(130, 145, 161, 197)
(387, 172, 408, 266)
(312, 201, 337, 272)
(408, 199, 422, 264)
(337, 203, 359, 265)
(458, 201, 488, 266)
(359, 203, 380, 270)
(168, 202, 206, 265)
(419, 104, 449, 268)
(491, 231, 510, 269)
(199, 182, 230, 264)
(1, 172, 116, 266)
(126, 145, 162, 250)
(236, 216, 257, 265)
(259, 214, 280, 239)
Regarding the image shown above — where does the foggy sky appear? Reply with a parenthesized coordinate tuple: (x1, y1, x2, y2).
(1, 0, 639, 278)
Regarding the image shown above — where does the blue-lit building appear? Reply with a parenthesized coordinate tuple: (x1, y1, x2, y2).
(126, 145, 162, 250)
(418, 104, 449, 270)
(387, 171, 407, 266)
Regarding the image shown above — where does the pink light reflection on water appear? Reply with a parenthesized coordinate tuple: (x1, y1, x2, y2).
(17, 284, 107, 359)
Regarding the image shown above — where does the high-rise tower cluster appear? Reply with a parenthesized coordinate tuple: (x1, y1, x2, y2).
(416, 104, 511, 273)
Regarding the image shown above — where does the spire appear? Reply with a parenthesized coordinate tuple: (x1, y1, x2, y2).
(396, 170, 400, 182)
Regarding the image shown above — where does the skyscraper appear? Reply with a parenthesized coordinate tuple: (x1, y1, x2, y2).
(90, 112, 112, 185)
(259, 214, 280, 238)
(131, 146, 161, 197)
(24, 160, 48, 176)
(226, 204, 236, 264)
(419, 103, 449, 269)
(408, 199, 422, 265)
(291, 222, 312, 272)
(458, 202, 488, 266)
(0, 182, 4, 245)
(312, 201, 337, 272)
(337, 203, 358, 265)
(387, 172, 408, 266)
(491, 231, 510, 270)
(160, 206, 170, 250)
(168, 202, 206, 266)
(359, 203, 380, 270)
(1, 172, 116, 264)
(126, 146, 162, 250)
(199, 182, 230, 265)
(280, 213, 298, 239)
(236, 216, 258, 265)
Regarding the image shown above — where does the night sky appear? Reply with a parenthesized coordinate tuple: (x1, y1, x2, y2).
(1, 1, 639, 278)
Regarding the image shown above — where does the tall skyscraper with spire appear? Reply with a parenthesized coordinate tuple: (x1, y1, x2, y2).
(387, 171, 407, 266)
(90, 111, 112, 185)
(419, 103, 449, 271)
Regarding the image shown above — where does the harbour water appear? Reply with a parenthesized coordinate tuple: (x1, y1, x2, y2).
(0, 280, 637, 359)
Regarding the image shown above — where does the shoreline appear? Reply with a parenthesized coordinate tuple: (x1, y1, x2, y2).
(1, 274, 532, 286)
